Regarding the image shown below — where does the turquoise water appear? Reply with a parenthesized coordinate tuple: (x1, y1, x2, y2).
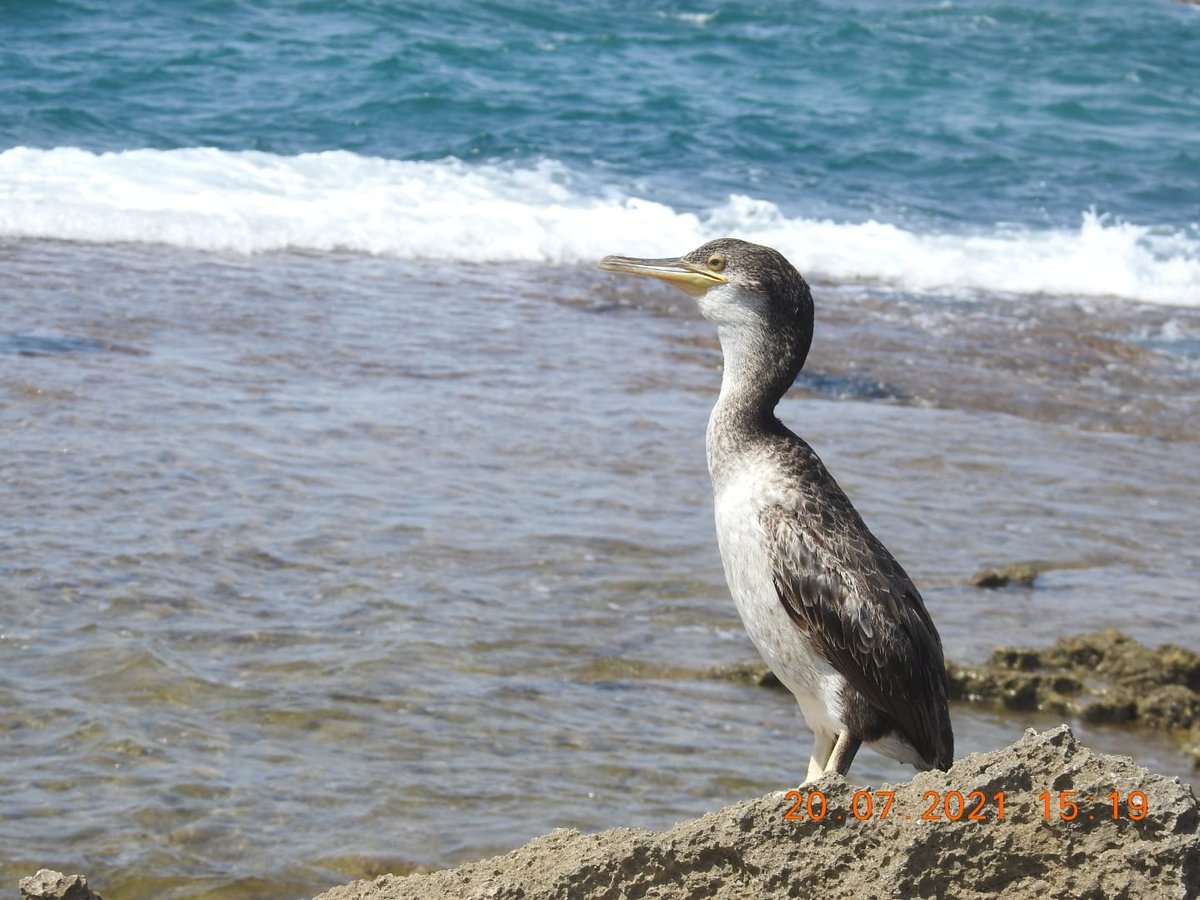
(3, 0, 1199, 301)
(2, 3, 1200, 898)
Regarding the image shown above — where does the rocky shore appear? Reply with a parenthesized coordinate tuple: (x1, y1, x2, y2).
(21, 729, 1200, 900)
(945, 628, 1200, 771)
(314, 726, 1198, 900)
(21, 632, 1200, 900)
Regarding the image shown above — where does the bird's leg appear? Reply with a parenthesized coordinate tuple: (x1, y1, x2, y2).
(802, 729, 836, 784)
(824, 731, 862, 777)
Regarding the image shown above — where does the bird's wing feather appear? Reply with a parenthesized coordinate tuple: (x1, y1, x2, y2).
(761, 502, 951, 767)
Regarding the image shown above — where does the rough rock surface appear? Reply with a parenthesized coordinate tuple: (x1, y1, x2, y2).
(946, 629, 1200, 769)
(18, 870, 103, 900)
(314, 726, 1199, 900)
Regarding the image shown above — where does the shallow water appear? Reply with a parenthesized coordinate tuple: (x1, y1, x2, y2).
(1, 238, 1197, 898)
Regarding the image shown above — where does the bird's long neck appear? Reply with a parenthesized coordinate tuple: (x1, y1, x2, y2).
(705, 323, 800, 487)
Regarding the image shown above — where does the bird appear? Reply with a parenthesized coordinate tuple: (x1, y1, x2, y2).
(599, 238, 953, 783)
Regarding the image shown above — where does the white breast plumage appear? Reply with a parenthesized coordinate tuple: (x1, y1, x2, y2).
(712, 463, 848, 738)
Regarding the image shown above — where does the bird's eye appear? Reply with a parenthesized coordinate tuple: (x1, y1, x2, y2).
(707, 253, 726, 273)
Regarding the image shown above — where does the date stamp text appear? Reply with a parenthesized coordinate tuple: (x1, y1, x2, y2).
(782, 789, 1149, 823)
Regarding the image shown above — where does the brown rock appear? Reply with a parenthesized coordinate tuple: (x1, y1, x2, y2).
(972, 563, 1040, 588)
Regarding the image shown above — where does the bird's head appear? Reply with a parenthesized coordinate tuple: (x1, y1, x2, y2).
(600, 238, 815, 380)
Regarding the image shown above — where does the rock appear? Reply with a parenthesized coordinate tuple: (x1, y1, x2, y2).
(313, 726, 1199, 900)
(972, 563, 1040, 588)
(18, 870, 102, 900)
(948, 630, 1200, 770)
(1081, 691, 1139, 724)
(702, 660, 782, 688)
(1139, 686, 1200, 731)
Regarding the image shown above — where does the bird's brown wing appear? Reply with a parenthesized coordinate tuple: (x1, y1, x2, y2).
(761, 503, 953, 768)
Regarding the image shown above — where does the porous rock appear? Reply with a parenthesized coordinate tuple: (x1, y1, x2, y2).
(18, 870, 102, 900)
(313, 726, 1199, 900)
(947, 630, 1200, 771)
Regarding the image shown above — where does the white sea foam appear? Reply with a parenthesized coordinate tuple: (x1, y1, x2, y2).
(664, 11, 718, 27)
(1, 146, 1197, 307)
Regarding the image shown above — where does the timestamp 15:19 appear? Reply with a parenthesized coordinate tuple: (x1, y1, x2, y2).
(1039, 790, 1149, 821)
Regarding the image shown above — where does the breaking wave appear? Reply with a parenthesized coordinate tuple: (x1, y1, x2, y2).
(2, 146, 1196, 306)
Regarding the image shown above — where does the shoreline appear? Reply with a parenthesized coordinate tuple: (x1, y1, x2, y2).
(22, 625, 1200, 900)
(27, 727, 1196, 900)
(313, 725, 1198, 899)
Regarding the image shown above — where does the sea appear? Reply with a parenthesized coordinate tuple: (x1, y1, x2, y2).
(2, 1, 1199, 897)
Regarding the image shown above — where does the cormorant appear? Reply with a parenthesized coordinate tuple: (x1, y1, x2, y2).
(600, 238, 953, 782)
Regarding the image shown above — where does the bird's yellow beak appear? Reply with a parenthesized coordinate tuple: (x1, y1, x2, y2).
(598, 254, 727, 298)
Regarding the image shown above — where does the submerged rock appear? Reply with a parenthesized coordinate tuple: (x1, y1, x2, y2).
(971, 562, 1041, 588)
(702, 660, 781, 688)
(18, 871, 102, 900)
(313, 726, 1199, 900)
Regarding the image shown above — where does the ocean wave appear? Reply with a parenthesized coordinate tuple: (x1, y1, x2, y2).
(1, 146, 1196, 307)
